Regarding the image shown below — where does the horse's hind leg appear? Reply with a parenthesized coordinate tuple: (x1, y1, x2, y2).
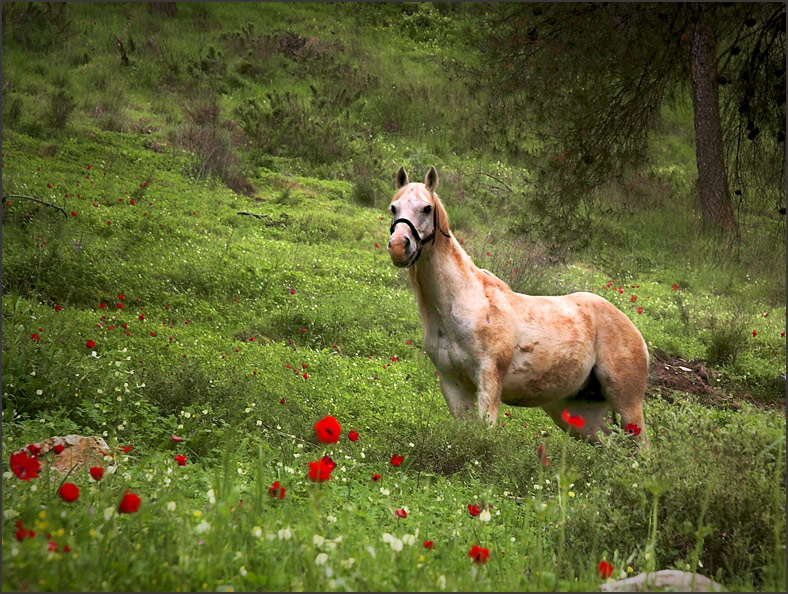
(543, 399, 612, 444)
(595, 346, 650, 449)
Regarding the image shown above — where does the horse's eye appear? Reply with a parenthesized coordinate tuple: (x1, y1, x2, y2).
(390, 205, 397, 214)
(423, 205, 433, 214)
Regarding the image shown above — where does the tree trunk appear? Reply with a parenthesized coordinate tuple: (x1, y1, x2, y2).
(689, 3, 738, 237)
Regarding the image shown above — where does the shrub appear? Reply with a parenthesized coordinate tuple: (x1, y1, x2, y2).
(47, 89, 75, 130)
(176, 96, 254, 196)
(701, 308, 748, 366)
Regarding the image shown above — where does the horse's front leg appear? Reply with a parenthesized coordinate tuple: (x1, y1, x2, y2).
(439, 374, 476, 419)
(476, 364, 502, 425)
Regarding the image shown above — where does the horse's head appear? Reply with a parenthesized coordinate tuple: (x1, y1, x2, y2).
(387, 166, 446, 268)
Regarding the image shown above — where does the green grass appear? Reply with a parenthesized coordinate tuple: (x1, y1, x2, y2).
(2, 3, 786, 592)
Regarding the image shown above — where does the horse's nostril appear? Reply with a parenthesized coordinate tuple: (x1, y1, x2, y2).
(404, 236, 410, 247)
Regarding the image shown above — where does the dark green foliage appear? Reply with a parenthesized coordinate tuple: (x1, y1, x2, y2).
(47, 89, 75, 130)
(701, 310, 749, 365)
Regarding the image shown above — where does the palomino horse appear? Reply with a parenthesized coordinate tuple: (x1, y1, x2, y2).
(387, 166, 649, 445)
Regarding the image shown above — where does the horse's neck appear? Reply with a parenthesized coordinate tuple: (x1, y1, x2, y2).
(411, 238, 477, 318)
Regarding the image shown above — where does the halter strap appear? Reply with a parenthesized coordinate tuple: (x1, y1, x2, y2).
(389, 203, 450, 268)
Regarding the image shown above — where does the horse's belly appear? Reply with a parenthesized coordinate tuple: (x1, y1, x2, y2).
(500, 344, 594, 407)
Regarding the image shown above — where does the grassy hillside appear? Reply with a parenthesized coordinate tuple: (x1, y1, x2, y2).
(2, 3, 785, 592)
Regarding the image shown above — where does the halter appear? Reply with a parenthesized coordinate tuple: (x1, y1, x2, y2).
(389, 199, 450, 268)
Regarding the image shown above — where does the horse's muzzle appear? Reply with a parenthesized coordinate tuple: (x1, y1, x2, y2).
(387, 234, 414, 268)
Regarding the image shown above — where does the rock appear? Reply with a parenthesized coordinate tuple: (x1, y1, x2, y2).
(600, 569, 725, 592)
(15, 435, 114, 478)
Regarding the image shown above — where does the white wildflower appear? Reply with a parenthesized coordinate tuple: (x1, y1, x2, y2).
(195, 520, 211, 534)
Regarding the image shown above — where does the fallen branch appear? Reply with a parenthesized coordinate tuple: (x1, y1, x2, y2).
(600, 569, 726, 592)
(237, 211, 269, 219)
(3, 194, 69, 218)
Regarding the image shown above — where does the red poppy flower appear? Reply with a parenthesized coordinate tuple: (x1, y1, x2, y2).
(315, 416, 341, 444)
(47, 183, 53, 189)
(174, 455, 187, 466)
(30, 333, 42, 343)
(249, 336, 255, 341)
(55, 305, 62, 312)
(27, 444, 42, 458)
(120, 445, 134, 453)
(53, 444, 65, 455)
(10, 451, 41, 481)
(536, 443, 549, 467)
(308, 456, 336, 482)
(280, 398, 285, 404)
(348, 430, 360, 442)
(268, 480, 286, 499)
(371, 473, 381, 482)
(138, 314, 145, 321)
(637, 307, 643, 314)
(672, 284, 679, 290)
(423, 540, 435, 549)
(561, 409, 585, 428)
(781, 331, 785, 338)
(59, 482, 80, 503)
(469, 544, 490, 564)
(752, 330, 757, 337)
(14, 520, 35, 542)
(630, 295, 637, 302)
(303, 373, 309, 379)
(625, 423, 642, 436)
(391, 454, 404, 467)
(86, 339, 96, 348)
(598, 560, 614, 578)
(375, 243, 379, 248)
(395, 508, 407, 518)
(171, 434, 183, 443)
(48, 541, 59, 551)
(118, 491, 141, 513)
(290, 288, 296, 294)
(71, 211, 77, 217)
(89, 466, 104, 481)
(467, 504, 481, 517)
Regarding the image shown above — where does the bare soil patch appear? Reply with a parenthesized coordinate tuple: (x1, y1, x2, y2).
(648, 349, 785, 410)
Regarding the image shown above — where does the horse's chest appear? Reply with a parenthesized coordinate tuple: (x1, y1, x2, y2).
(424, 320, 477, 379)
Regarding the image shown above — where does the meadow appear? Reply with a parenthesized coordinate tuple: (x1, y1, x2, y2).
(1, 3, 785, 592)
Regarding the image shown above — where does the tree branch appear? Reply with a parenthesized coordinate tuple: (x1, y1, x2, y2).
(237, 211, 269, 219)
(3, 194, 69, 218)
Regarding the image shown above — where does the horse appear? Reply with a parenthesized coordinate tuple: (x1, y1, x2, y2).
(386, 166, 649, 446)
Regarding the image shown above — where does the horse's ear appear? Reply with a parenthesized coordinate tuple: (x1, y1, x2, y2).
(425, 166, 438, 193)
(396, 167, 409, 189)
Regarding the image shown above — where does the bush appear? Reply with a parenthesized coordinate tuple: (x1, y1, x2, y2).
(176, 96, 254, 196)
(47, 89, 75, 130)
(701, 308, 748, 365)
